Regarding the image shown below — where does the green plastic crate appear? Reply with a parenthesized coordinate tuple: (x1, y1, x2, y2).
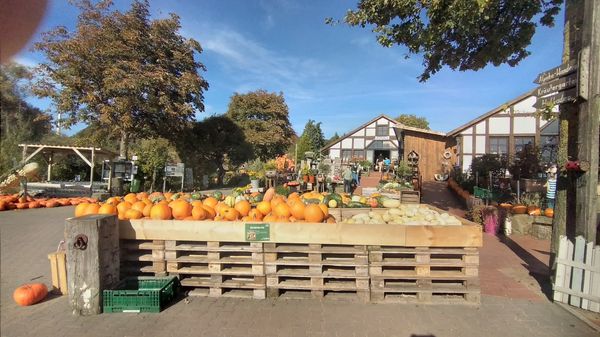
(103, 276, 179, 313)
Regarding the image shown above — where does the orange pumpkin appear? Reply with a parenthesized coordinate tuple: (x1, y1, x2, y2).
(136, 192, 148, 200)
(304, 204, 324, 223)
(544, 208, 554, 218)
(0, 200, 6, 211)
(124, 193, 138, 204)
(263, 187, 276, 202)
(512, 205, 527, 214)
(256, 201, 272, 216)
(201, 205, 216, 220)
(221, 207, 240, 221)
(203, 197, 218, 208)
(191, 200, 203, 208)
(263, 213, 278, 222)
(98, 203, 118, 215)
(163, 192, 174, 200)
(150, 203, 172, 220)
(248, 208, 263, 220)
(74, 203, 90, 217)
(105, 197, 120, 206)
(290, 202, 305, 220)
(234, 200, 251, 217)
(192, 206, 207, 220)
(273, 203, 291, 218)
(45, 200, 59, 208)
(318, 204, 329, 217)
(83, 203, 100, 215)
(116, 201, 132, 215)
(142, 203, 153, 217)
(15, 202, 28, 209)
(13, 283, 47, 306)
(131, 201, 147, 213)
(125, 209, 143, 220)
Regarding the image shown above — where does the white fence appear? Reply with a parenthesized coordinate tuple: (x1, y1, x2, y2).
(553, 235, 600, 312)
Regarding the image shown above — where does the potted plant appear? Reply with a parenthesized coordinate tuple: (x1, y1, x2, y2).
(521, 192, 542, 215)
(245, 159, 265, 189)
(317, 162, 331, 182)
(308, 168, 318, 184)
(301, 166, 310, 183)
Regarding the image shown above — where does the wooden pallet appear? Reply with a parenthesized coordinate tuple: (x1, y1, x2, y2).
(369, 246, 480, 304)
(264, 243, 369, 301)
(165, 240, 265, 299)
(120, 239, 166, 278)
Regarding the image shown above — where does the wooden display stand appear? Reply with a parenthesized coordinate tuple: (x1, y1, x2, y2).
(115, 206, 482, 304)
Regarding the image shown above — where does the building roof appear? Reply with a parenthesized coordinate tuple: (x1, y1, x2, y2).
(19, 144, 117, 158)
(393, 125, 447, 137)
(320, 114, 398, 151)
(446, 90, 536, 137)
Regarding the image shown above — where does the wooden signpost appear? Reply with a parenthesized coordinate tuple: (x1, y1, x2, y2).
(533, 60, 581, 108)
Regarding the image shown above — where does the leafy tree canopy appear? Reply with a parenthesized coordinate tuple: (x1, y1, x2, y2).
(178, 116, 253, 186)
(33, 0, 209, 157)
(296, 119, 326, 159)
(226, 90, 295, 161)
(395, 114, 429, 130)
(0, 63, 53, 173)
(330, 0, 562, 81)
(132, 137, 176, 191)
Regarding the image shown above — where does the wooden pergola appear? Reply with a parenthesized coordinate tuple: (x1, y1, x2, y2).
(19, 144, 117, 190)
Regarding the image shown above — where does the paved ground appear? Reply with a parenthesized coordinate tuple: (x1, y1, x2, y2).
(421, 181, 467, 218)
(1, 207, 599, 337)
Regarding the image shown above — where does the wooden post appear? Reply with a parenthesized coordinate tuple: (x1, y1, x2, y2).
(47, 153, 53, 182)
(89, 148, 95, 195)
(66, 215, 119, 315)
(574, 0, 599, 242)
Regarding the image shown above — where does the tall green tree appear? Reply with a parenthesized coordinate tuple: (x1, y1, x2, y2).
(296, 120, 326, 159)
(178, 116, 253, 186)
(226, 90, 295, 161)
(132, 138, 175, 192)
(395, 114, 430, 130)
(33, 0, 209, 158)
(330, 0, 562, 81)
(0, 63, 52, 173)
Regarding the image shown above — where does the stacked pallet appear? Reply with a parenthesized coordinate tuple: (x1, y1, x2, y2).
(165, 241, 265, 299)
(120, 239, 166, 278)
(369, 246, 480, 304)
(264, 243, 370, 302)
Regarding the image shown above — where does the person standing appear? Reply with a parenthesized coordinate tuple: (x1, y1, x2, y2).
(376, 154, 384, 172)
(342, 165, 353, 193)
(356, 163, 362, 186)
(351, 163, 358, 187)
(545, 164, 557, 209)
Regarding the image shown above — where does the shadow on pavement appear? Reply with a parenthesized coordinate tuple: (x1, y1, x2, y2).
(499, 235, 553, 300)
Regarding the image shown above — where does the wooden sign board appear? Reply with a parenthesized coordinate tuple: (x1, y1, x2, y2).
(534, 61, 578, 84)
(533, 87, 578, 109)
(535, 73, 578, 97)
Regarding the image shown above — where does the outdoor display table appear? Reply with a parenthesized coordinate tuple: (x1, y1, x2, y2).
(118, 205, 482, 304)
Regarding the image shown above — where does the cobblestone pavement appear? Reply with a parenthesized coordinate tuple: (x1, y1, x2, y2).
(1, 207, 598, 337)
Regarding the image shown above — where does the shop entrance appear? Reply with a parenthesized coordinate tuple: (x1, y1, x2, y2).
(373, 150, 390, 169)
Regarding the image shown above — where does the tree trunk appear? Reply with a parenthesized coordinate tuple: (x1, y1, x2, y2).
(150, 168, 156, 193)
(550, 0, 584, 275)
(119, 130, 129, 159)
(216, 164, 225, 186)
(574, 0, 599, 242)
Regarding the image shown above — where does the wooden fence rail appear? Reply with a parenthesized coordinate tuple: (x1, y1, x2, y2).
(554, 235, 600, 312)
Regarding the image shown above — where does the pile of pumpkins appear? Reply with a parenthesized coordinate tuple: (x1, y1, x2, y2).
(500, 203, 554, 218)
(74, 188, 336, 223)
(341, 204, 463, 226)
(0, 194, 97, 211)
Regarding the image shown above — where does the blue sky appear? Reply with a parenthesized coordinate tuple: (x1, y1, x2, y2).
(15, 0, 565, 138)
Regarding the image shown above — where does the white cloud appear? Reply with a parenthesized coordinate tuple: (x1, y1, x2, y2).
(199, 27, 328, 100)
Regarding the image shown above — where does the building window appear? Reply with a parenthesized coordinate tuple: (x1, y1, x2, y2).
(489, 137, 508, 155)
(540, 135, 558, 163)
(376, 125, 388, 136)
(514, 136, 534, 153)
(353, 150, 364, 161)
(341, 150, 352, 163)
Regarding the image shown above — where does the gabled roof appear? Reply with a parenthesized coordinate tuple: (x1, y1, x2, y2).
(446, 90, 536, 137)
(393, 125, 447, 137)
(321, 114, 398, 150)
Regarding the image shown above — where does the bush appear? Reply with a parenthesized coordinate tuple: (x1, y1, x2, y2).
(509, 145, 542, 179)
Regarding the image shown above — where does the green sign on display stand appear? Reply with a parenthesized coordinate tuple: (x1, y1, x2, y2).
(245, 223, 270, 241)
